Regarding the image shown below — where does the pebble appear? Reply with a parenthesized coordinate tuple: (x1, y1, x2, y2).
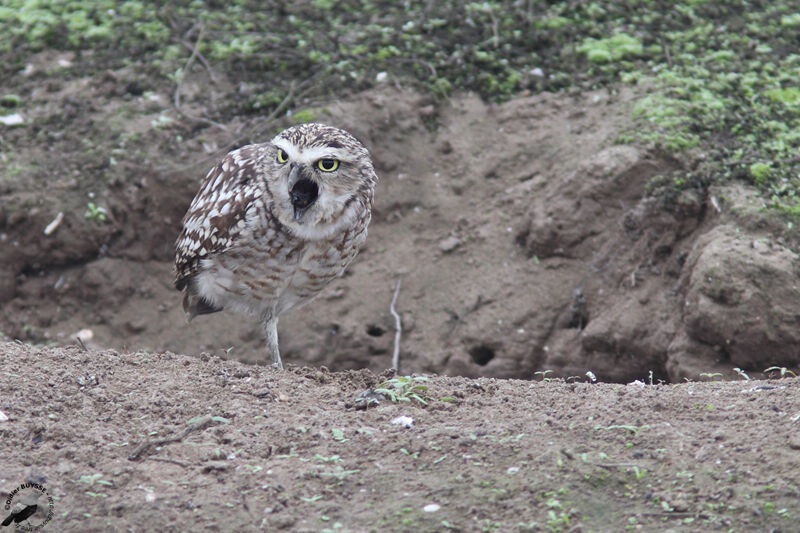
(76, 329, 94, 342)
(391, 415, 414, 428)
(439, 236, 461, 253)
(0, 113, 24, 126)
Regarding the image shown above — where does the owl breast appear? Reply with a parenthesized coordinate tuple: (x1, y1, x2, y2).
(193, 202, 368, 320)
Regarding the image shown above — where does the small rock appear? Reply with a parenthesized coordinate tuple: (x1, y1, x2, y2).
(202, 461, 230, 473)
(353, 389, 387, 410)
(76, 328, 94, 342)
(418, 104, 435, 117)
(125, 319, 147, 334)
(376, 72, 388, 83)
(391, 415, 414, 428)
(439, 236, 461, 253)
(0, 113, 24, 126)
(423, 503, 440, 513)
(252, 387, 272, 399)
(0, 410, 8, 422)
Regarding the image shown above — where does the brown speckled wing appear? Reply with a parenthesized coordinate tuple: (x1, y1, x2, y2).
(174, 145, 267, 290)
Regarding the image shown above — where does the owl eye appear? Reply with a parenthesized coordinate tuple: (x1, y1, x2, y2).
(317, 159, 339, 172)
(276, 149, 289, 164)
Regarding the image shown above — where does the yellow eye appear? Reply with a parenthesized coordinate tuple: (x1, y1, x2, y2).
(276, 149, 288, 164)
(317, 159, 339, 172)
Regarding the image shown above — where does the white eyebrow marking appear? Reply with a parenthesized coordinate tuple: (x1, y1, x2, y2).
(272, 140, 343, 164)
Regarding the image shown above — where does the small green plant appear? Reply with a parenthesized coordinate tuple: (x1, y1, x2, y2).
(541, 490, 572, 532)
(535, 370, 554, 382)
(291, 108, 317, 123)
(733, 367, 751, 381)
(577, 32, 643, 64)
(78, 473, 113, 487)
(313, 454, 342, 463)
(763, 366, 797, 378)
(399, 447, 420, 459)
(374, 376, 430, 405)
(84, 202, 108, 223)
(0, 94, 20, 107)
(749, 162, 772, 184)
(319, 466, 360, 484)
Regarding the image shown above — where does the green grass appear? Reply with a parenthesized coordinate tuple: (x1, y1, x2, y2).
(374, 375, 431, 405)
(2, 1, 800, 212)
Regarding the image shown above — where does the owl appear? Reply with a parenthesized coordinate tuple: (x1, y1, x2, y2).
(174, 123, 378, 369)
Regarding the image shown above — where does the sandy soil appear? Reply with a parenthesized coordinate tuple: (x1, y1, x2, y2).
(3, 35, 800, 533)
(2, 341, 799, 532)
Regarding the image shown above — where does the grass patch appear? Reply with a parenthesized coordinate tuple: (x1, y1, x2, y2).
(2, 1, 800, 211)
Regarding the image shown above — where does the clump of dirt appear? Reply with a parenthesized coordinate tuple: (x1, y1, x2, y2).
(2, 59, 800, 381)
(2, 342, 799, 531)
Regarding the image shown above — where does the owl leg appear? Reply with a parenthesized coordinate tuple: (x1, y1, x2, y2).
(264, 317, 282, 370)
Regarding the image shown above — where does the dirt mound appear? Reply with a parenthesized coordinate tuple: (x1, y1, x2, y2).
(1, 342, 798, 531)
(2, 80, 800, 381)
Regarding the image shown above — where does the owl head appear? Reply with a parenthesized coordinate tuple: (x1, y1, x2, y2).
(265, 123, 377, 239)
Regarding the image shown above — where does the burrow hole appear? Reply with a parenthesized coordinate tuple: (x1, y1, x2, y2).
(469, 344, 496, 366)
(366, 324, 386, 337)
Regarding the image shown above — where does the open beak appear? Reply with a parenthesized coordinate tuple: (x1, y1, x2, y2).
(287, 164, 319, 221)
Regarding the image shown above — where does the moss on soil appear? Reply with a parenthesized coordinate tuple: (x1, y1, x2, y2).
(1, 1, 799, 210)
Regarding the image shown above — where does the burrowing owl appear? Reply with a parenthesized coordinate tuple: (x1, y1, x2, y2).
(174, 123, 377, 369)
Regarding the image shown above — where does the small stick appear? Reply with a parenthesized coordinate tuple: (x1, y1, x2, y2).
(76, 336, 88, 352)
(128, 415, 214, 461)
(390, 279, 403, 371)
(173, 26, 230, 133)
(148, 457, 190, 468)
(43, 211, 64, 236)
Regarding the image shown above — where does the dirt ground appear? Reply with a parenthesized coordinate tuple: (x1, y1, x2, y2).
(2, 341, 799, 532)
(4, 27, 800, 533)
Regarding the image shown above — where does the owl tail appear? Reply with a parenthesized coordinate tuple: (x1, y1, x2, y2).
(182, 290, 222, 323)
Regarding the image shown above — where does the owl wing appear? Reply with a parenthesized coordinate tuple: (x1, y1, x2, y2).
(174, 144, 267, 291)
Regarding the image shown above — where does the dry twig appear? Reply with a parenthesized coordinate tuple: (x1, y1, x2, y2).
(128, 415, 216, 461)
(390, 279, 403, 371)
(173, 25, 231, 134)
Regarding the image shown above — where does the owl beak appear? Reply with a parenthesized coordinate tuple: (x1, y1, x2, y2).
(288, 164, 319, 221)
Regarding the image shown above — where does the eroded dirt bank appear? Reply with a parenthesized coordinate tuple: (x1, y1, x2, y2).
(3, 84, 800, 381)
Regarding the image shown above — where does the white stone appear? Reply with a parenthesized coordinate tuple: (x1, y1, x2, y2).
(76, 329, 94, 342)
(0, 114, 24, 126)
(390, 415, 413, 428)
